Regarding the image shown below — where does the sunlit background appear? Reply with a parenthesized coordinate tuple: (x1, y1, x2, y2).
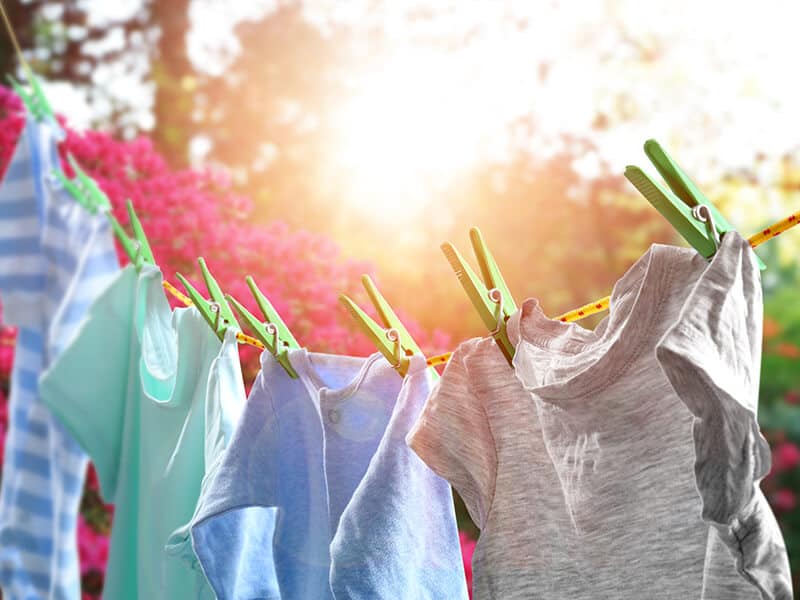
(17, 0, 800, 328)
(3, 0, 800, 593)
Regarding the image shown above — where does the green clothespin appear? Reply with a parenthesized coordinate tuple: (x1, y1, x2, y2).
(339, 275, 432, 378)
(625, 139, 765, 269)
(54, 154, 155, 270)
(176, 258, 240, 342)
(53, 155, 111, 215)
(109, 200, 155, 270)
(8, 74, 55, 124)
(226, 276, 300, 378)
(441, 227, 517, 365)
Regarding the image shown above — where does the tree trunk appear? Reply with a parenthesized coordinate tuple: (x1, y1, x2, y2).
(150, 0, 192, 166)
(0, 1, 39, 82)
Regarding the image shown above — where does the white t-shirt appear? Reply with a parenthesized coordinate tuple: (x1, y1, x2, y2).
(409, 232, 791, 599)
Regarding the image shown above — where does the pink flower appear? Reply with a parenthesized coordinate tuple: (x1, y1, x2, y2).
(772, 489, 797, 513)
(0, 387, 8, 426)
(772, 442, 800, 473)
(459, 530, 477, 598)
(784, 390, 800, 405)
(85, 464, 100, 492)
(77, 515, 109, 576)
(0, 339, 14, 374)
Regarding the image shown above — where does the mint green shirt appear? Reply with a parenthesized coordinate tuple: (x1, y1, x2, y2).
(40, 264, 244, 599)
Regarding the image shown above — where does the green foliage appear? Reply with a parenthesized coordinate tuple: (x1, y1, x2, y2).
(757, 263, 800, 587)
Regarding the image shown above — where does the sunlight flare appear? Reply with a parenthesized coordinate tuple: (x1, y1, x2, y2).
(332, 52, 493, 216)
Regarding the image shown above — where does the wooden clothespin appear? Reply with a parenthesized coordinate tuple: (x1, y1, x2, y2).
(441, 227, 517, 365)
(625, 139, 766, 269)
(176, 258, 240, 342)
(227, 277, 300, 378)
(54, 156, 154, 270)
(339, 275, 434, 379)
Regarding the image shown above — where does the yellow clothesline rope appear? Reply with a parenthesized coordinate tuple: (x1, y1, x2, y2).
(424, 209, 800, 368)
(161, 208, 799, 367)
(161, 281, 266, 351)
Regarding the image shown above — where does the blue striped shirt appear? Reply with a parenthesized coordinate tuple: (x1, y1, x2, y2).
(0, 117, 120, 600)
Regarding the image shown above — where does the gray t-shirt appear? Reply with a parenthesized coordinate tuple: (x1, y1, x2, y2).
(408, 232, 791, 599)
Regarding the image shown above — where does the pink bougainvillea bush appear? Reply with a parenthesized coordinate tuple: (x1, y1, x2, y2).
(0, 85, 453, 597)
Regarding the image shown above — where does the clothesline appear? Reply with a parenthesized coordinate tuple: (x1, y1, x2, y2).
(161, 280, 267, 350)
(161, 278, 450, 366)
(159, 207, 800, 369)
(552, 209, 799, 322)
(426, 209, 800, 366)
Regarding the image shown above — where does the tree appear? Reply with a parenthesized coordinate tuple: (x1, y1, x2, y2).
(191, 3, 352, 210)
(0, 1, 156, 135)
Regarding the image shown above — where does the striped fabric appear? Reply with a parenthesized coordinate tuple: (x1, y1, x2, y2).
(0, 117, 120, 600)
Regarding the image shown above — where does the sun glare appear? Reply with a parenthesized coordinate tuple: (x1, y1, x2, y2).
(331, 53, 493, 218)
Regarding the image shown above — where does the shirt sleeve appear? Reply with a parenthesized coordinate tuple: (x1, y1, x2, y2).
(0, 120, 44, 329)
(38, 267, 137, 503)
(331, 358, 469, 599)
(407, 339, 498, 529)
(189, 361, 281, 600)
(656, 231, 792, 598)
(164, 329, 247, 571)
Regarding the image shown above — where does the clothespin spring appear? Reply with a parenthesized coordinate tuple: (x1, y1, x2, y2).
(265, 322, 279, 347)
(487, 288, 505, 336)
(691, 204, 721, 252)
(210, 302, 222, 330)
(385, 327, 403, 371)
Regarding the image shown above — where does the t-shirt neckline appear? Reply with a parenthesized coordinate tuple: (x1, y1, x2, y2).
(291, 348, 384, 404)
(137, 265, 220, 408)
(508, 243, 686, 402)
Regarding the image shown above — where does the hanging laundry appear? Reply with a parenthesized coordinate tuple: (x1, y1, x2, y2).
(189, 349, 468, 600)
(409, 231, 792, 599)
(38, 263, 246, 600)
(164, 307, 248, 583)
(0, 116, 119, 600)
(655, 232, 790, 599)
(328, 354, 468, 599)
(407, 331, 584, 597)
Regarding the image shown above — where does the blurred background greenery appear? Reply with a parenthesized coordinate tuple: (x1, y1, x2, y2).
(2, 0, 800, 593)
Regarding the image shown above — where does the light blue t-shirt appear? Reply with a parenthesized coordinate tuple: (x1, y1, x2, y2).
(0, 116, 119, 599)
(329, 357, 469, 600)
(190, 349, 468, 600)
(39, 264, 245, 599)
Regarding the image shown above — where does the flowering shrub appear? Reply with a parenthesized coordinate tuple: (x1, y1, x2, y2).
(77, 513, 109, 597)
(758, 282, 800, 590)
(0, 85, 451, 597)
(459, 531, 476, 598)
(0, 303, 12, 473)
